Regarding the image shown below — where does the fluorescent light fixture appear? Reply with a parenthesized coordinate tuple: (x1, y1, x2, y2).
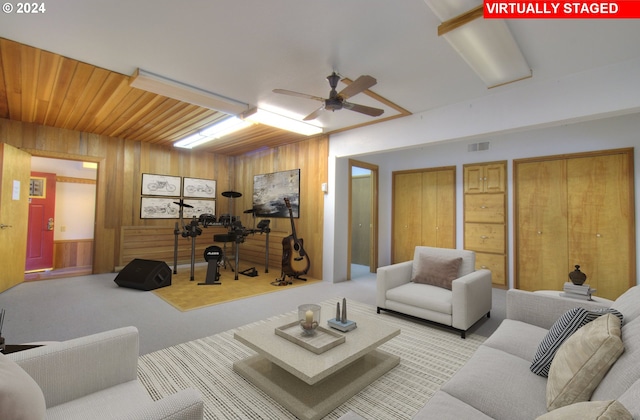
(174, 117, 252, 149)
(425, 2, 531, 88)
(242, 108, 323, 136)
(82, 162, 98, 169)
(129, 69, 249, 115)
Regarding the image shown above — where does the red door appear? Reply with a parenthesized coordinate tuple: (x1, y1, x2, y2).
(25, 172, 56, 272)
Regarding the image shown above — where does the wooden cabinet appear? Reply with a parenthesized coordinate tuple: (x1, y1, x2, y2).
(514, 149, 635, 300)
(392, 167, 456, 263)
(464, 161, 508, 288)
(464, 163, 505, 194)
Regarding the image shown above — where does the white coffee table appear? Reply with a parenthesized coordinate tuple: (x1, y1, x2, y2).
(233, 302, 400, 420)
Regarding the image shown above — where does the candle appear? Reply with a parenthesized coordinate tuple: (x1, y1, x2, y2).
(305, 309, 314, 324)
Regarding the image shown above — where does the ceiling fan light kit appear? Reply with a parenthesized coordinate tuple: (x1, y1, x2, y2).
(129, 68, 249, 115)
(242, 108, 323, 136)
(425, 2, 532, 88)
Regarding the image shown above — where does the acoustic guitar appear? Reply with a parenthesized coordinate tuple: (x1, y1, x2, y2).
(281, 197, 310, 277)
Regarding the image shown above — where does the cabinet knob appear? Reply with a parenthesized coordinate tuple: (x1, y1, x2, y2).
(481, 265, 488, 269)
(537, 231, 542, 235)
(596, 233, 602, 238)
(480, 206, 487, 209)
(480, 235, 488, 239)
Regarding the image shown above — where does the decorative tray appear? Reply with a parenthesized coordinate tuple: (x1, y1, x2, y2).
(275, 321, 345, 354)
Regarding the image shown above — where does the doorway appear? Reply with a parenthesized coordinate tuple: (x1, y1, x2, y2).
(25, 157, 98, 280)
(348, 159, 378, 279)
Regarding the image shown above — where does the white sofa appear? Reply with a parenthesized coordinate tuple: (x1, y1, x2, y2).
(376, 246, 492, 338)
(2, 326, 203, 420)
(412, 286, 640, 419)
(343, 286, 640, 419)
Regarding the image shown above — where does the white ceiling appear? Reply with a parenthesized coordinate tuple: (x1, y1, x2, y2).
(2, 0, 640, 134)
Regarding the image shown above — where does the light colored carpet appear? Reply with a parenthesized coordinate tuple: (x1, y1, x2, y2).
(138, 298, 486, 419)
(152, 263, 322, 311)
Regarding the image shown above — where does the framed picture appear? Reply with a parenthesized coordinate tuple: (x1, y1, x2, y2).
(141, 173, 181, 196)
(182, 199, 216, 219)
(183, 177, 216, 198)
(140, 197, 180, 219)
(253, 168, 300, 218)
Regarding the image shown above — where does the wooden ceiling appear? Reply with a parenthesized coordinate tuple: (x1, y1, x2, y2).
(0, 38, 311, 156)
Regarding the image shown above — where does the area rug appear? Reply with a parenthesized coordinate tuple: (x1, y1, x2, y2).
(138, 298, 485, 419)
(152, 263, 322, 311)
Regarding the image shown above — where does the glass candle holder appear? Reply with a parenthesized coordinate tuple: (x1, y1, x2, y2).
(298, 304, 321, 336)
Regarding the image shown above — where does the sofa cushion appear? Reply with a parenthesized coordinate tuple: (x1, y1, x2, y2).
(483, 319, 549, 362)
(616, 378, 640, 420)
(0, 353, 46, 420)
(592, 315, 640, 401)
(531, 307, 623, 377)
(611, 285, 640, 324)
(413, 390, 494, 420)
(411, 253, 462, 290)
(536, 400, 632, 420)
(442, 345, 549, 419)
(547, 314, 624, 411)
(386, 282, 452, 315)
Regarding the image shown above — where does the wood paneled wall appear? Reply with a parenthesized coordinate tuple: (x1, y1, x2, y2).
(233, 136, 328, 279)
(1, 118, 328, 279)
(54, 239, 93, 269)
(1, 118, 232, 273)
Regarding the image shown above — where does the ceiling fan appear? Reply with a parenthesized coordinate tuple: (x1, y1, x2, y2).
(273, 72, 384, 121)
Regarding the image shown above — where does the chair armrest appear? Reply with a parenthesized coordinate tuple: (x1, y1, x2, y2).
(376, 261, 413, 307)
(451, 269, 492, 331)
(115, 388, 204, 420)
(506, 289, 612, 330)
(9, 326, 139, 408)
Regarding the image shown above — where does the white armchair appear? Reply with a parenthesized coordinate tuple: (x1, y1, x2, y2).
(5, 326, 203, 420)
(376, 246, 492, 338)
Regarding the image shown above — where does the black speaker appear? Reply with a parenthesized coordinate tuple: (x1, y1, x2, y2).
(114, 259, 172, 291)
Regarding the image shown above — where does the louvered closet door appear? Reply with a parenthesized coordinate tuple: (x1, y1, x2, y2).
(515, 159, 569, 292)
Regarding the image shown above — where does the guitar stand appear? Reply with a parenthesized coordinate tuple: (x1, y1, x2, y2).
(271, 271, 306, 286)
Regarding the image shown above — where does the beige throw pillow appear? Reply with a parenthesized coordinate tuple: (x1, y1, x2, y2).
(546, 314, 624, 411)
(411, 254, 462, 290)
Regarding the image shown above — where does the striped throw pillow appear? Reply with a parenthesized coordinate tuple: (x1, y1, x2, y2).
(530, 307, 623, 377)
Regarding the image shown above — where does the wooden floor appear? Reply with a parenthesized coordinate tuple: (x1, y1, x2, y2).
(152, 262, 322, 311)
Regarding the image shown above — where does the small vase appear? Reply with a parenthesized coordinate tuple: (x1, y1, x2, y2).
(569, 265, 587, 286)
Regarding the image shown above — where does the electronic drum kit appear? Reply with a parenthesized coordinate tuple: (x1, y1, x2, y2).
(172, 190, 271, 285)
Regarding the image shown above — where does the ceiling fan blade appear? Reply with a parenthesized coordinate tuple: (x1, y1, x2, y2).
(303, 106, 325, 121)
(273, 89, 325, 102)
(343, 101, 384, 117)
(338, 75, 377, 100)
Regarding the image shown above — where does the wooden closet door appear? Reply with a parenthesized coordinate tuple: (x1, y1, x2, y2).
(393, 172, 423, 263)
(421, 171, 438, 247)
(393, 168, 456, 263)
(435, 169, 455, 248)
(516, 160, 569, 291)
(567, 154, 633, 300)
